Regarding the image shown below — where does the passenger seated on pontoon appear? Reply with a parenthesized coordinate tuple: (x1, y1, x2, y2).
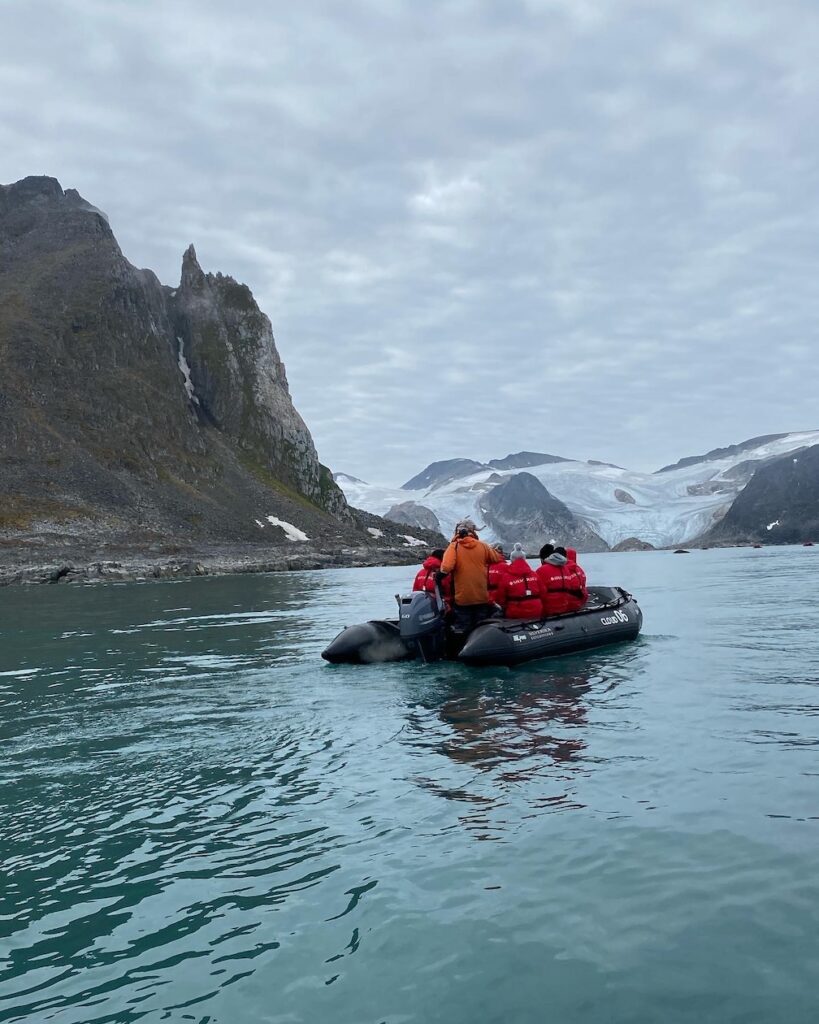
(412, 549, 452, 608)
(536, 545, 588, 616)
(495, 543, 542, 620)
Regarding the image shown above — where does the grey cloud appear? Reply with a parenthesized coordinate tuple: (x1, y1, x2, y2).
(2, 0, 819, 481)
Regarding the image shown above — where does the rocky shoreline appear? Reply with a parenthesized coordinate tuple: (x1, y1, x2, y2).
(0, 542, 428, 587)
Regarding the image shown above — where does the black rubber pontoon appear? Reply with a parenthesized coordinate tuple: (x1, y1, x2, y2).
(322, 586, 641, 667)
(458, 586, 641, 666)
(321, 618, 413, 665)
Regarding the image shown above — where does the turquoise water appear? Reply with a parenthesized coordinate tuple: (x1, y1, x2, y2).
(1, 547, 819, 1023)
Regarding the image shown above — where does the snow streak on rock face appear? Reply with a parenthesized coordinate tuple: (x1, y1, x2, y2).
(337, 432, 819, 550)
(176, 337, 200, 405)
(265, 515, 309, 542)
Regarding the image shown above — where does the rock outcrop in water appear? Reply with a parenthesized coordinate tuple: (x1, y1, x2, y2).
(0, 176, 442, 559)
(697, 445, 819, 545)
(479, 472, 609, 553)
(611, 537, 655, 551)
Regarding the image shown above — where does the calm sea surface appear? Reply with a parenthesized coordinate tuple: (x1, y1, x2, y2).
(1, 547, 818, 1024)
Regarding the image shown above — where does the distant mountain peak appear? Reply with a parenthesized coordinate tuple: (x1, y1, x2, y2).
(481, 472, 608, 552)
(180, 243, 206, 290)
(1, 175, 63, 203)
(655, 433, 792, 474)
(401, 458, 488, 491)
(488, 451, 571, 470)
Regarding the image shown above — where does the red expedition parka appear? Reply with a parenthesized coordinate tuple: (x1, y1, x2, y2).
(566, 549, 587, 590)
(412, 556, 452, 607)
(487, 559, 509, 605)
(496, 557, 542, 620)
(536, 556, 587, 616)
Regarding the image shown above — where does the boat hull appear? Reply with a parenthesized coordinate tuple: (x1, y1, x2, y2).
(321, 619, 413, 664)
(321, 587, 642, 668)
(458, 592, 642, 666)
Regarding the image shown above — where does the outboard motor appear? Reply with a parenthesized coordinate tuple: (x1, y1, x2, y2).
(397, 587, 446, 663)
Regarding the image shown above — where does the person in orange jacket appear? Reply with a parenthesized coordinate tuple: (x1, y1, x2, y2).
(486, 544, 508, 606)
(495, 543, 542, 619)
(412, 548, 453, 608)
(536, 544, 588, 616)
(440, 518, 504, 641)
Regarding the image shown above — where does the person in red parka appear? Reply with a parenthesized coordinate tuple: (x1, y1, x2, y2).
(537, 544, 587, 616)
(495, 543, 542, 620)
(566, 547, 587, 592)
(486, 544, 508, 606)
(412, 548, 452, 607)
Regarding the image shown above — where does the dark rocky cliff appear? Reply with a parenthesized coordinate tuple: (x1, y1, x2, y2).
(480, 472, 609, 553)
(0, 176, 440, 556)
(698, 445, 819, 545)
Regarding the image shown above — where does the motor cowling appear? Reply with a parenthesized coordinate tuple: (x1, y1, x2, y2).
(398, 590, 445, 642)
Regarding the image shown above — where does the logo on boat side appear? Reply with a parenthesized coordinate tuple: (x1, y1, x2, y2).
(600, 610, 630, 626)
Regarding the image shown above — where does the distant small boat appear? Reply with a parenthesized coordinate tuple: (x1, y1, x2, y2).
(804, 541, 815, 547)
(673, 548, 690, 554)
(752, 543, 763, 549)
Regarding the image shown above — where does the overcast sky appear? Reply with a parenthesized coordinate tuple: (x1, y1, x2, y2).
(3, 0, 818, 484)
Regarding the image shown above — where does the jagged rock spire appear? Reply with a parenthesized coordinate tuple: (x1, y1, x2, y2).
(180, 243, 206, 291)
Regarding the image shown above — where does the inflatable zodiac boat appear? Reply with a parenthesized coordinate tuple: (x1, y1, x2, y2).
(321, 585, 642, 668)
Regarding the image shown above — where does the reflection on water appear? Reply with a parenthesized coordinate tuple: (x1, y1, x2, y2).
(2, 550, 819, 1023)
(401, 647, 648, 838)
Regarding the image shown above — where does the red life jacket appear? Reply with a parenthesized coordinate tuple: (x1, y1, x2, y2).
(566, 548, 587, 590)
(412, 556, 452, 605)
(536, 560, 587, 616)
(487, 559, 509, 605)
(498, 557, 542, 620)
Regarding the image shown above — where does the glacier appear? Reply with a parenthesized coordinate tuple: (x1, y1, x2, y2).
(337, 431, 819, 549)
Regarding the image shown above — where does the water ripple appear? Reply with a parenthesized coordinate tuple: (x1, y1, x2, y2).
(2, 551, 819, 1022)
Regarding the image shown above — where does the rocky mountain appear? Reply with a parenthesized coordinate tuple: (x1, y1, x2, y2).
(0, 176, 442, 557)
(487, 451, 570, 470)
(384, 501, 441, 532)
(479, 472, 608, 552)
(401, 458, 488, 490)
(337, 432, 819, 549)
(698, 445, 819, 545)
(655, 434, 790, 474)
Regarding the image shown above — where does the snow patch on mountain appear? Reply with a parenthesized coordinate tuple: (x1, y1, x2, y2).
(264, 516, 309, 542)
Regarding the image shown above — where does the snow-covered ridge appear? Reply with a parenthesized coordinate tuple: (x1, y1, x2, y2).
(338, 431, 819, 549)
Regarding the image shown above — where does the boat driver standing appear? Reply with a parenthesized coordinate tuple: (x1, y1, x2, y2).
(440, 518, 504, 650)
